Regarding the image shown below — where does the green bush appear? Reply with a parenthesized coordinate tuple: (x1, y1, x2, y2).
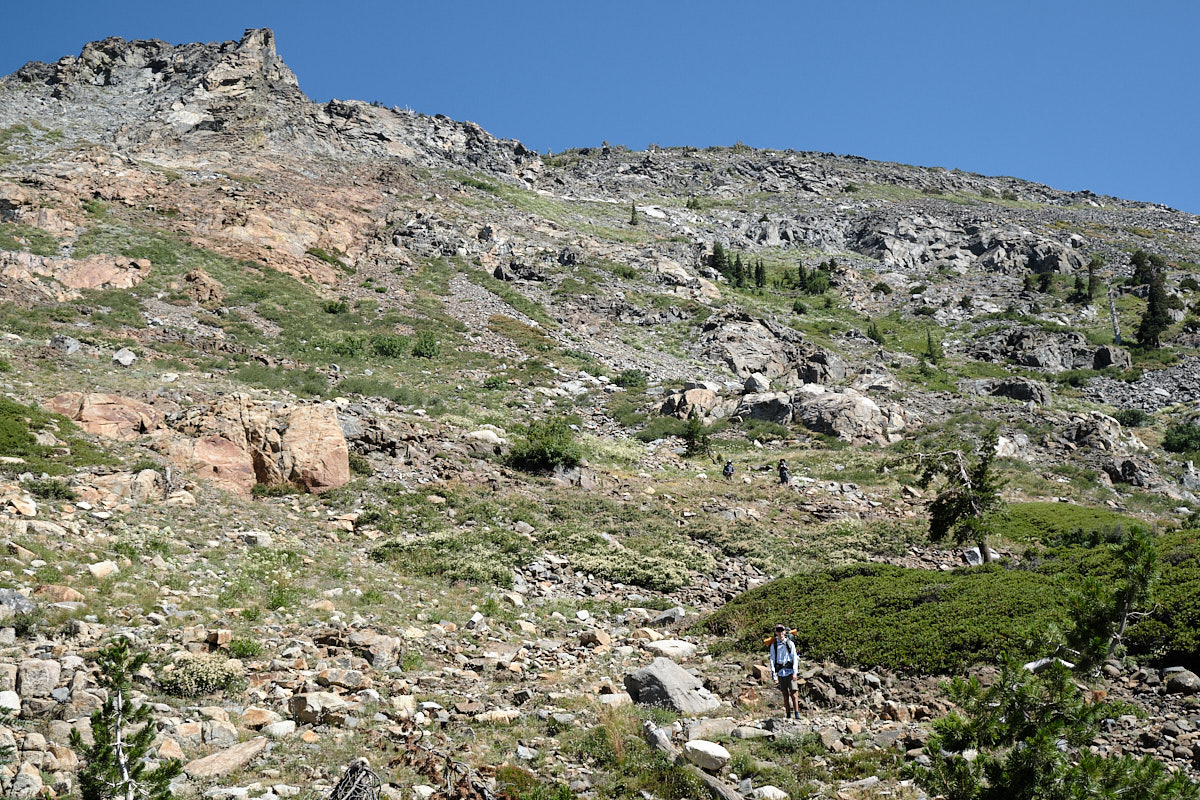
(370, 333, 409, 358)
(370, 528, 532, 587)
(348, 453, 374, 477)
(636, 416, 689, 442)
(613, 369, 648, 389)
(509, 417, 582, 472)
(411, 330, 440, 359)
(0, 397, 115, 476)
(871, 281, 893, 295)
(1164, 422, 1200, 454)
(321, 299, 350, 314)
(698, 563, 1069, 672)
(1113, 408, 1149, 428)
(228, 638, 263, 659)
(25, 478, 76, 501)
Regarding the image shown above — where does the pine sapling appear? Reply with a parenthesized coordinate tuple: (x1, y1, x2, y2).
(71, 638, 181, 800)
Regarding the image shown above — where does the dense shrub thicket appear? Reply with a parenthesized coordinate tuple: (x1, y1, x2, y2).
(701, 518, 1200, 673)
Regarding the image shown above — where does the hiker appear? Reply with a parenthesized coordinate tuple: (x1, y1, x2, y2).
(722, 461, 734, 480)
(769, 624, 800, 720)
(778, 459, 791, 486)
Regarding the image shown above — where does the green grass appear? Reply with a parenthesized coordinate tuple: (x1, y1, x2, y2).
(0, 222, 59, 256)
(0, 396, 117, 477)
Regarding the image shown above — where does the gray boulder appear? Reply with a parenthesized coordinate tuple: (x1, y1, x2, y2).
(796, 391, 893, 443)
(744, 373, 771, 394)
(989, 377, 1051, 405)
(624, 657, 720, 714)
(733, 392, 793, 424)
(1165, 670, 1200, 696)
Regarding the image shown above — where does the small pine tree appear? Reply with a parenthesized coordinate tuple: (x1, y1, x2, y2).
(1087, 255, 1103, 299)
(1136, 271, 1171, 349)
(900, 428, 1006, 563)
(71, 638, 182, 800)
(866, 321, 885, 345)
(1037, 271, 1054, 293)
(1130, 249, 1155, 285)
(733, 254, 746, 288)
(754, 259, 766, 289)
(711, 242, 729, 277)
(1023, 273, 1037, 292)
(683, 409, 710, 457)
(925, 328, 943, 364)
(1073, 275, 1087, 300)
(629, 203, 638, 226)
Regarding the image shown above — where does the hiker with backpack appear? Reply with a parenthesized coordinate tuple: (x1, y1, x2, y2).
(722, 460, 734, 480)
(778, 459, 791, 486)
(768, 623, 800, 720)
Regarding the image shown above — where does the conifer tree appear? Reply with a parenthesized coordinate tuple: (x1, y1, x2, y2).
(754, 259, 766, 289)
(71, 638, 182, 800)
(1136, 271, 1171, 349)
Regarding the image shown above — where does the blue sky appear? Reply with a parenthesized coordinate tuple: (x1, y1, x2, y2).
(3, 1, 1198, 214)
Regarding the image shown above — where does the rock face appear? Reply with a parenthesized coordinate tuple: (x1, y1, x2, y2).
(624, 657, 721, 715)
(971, 327, 1130, 374)
(851, 213, 1086, 275)
(165, 395, 350, 494)
(44, 393, 162, 440)
(698, 309, 846, 388)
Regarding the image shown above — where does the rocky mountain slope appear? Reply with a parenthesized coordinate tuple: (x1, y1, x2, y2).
(2, 28, 1200, 800)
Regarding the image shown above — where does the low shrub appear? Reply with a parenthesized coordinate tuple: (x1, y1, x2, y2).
(1164, 422, 1200, 454)
(411, 330, 440, 359)
(370, 528, 532, 587)
(698, 563, 1068, 672)
(370, 333, 409, 358)
(509, 417, 582, 472)
(25, 478, 76, 501)
(1113, 408, 1150, 428)
(321, 299, 350, 314)
(158, 653, 245, 696)
(613, 369, 648, 389)
(227, 638, 263, 659)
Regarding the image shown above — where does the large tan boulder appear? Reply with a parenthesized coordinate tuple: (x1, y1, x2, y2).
(280, 405, 350, 493)
(164, 396, 349, 495)
(56, 255, 150, 290)
(166, 435, 256, 496)
(44, 393, 162, 440)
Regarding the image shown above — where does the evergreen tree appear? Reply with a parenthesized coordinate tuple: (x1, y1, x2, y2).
(1073, 274, 1087, 301)
(754, 259, 766, 289)
(628, 203, 638, 226)
(711, 242, 729, 278)
(866, 321, 885, 345)
(1087, 255, 1103, 299)
(1037, 271, 1054, 293)
(733, 253, 746, 288)
(1023, 272, 1037, 292)
(906, 655, 1200, 800)
(1136, 271, 1171, 348)
(925, 328, 943, 364)
(898, 428, 1005, 563)
(683, 409, 710, 457)
(71, 638, 182, 800)
(1130, 249, 1155, 285)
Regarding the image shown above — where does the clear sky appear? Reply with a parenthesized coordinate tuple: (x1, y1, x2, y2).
(3, 1, 1198, 214)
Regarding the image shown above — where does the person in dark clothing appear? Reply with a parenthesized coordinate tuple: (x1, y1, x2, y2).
(778, 459, 791, 485)
(723, 461, 734, 480)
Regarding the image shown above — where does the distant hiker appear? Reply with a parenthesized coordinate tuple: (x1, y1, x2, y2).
(722, 461, 735, 480)
(778, 459, 791, 486)
(769, 624, 800, 720)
